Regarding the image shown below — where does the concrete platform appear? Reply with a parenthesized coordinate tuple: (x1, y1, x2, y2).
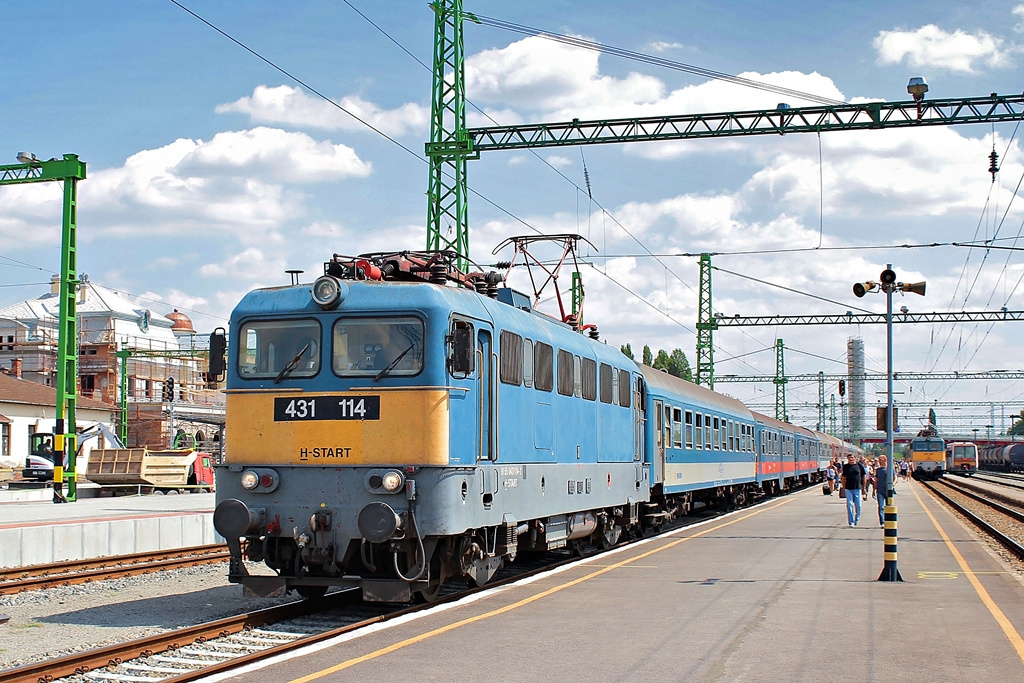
(210, 479, 1024, 683)
(0, 488, 218, 568)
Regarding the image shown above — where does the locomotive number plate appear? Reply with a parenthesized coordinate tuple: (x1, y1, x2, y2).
(273, 396, 381, 421)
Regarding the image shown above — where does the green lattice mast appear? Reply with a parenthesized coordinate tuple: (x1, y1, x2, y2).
(695, 253, 717, 388)
(426, 0, 477, 270)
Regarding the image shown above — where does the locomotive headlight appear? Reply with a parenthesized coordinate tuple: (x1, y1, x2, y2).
(240, 470, 260, 490)
(311, 275, 343, 309)
(381, 470, 405, 493)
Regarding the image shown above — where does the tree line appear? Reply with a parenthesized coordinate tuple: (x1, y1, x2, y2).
(620, 343, 693, 382)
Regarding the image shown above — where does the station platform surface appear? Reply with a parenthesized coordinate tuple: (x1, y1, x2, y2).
(0, 487, 218, 568)
(212, 480, 1024, 683)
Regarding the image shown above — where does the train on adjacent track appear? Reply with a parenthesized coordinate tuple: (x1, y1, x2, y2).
(945, 441, 978, 476)
(213, 247, 861, 603)
(979, 443, 1024, 473)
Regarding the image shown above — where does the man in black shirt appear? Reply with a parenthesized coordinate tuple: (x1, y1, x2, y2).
(841, 453, 866, 526)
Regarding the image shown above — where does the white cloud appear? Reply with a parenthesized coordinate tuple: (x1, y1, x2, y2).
(647, 41, 685, 52)
(546, 155, 573, 168)
(216, 85, 429, 136)
(1014, 5, 1024, 33)
(874, 24, 1014, 72)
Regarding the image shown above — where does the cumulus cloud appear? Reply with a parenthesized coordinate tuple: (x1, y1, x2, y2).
(1015, 5, 1024, 33)
(217, 85, 429, 136)
(78, 128, 371, 234)
(874, 24, 1014, 72)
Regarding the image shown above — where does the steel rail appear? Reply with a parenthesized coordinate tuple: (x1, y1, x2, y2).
(0, 545, 229, 595)
(923, 481, 1024, 560)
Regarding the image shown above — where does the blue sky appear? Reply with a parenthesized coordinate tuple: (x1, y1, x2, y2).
(2, 1, 1024, 435)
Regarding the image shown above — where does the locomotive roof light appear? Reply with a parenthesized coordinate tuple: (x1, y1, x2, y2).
(907, 76, 928, 101)
(312, 275, 346, 309)
(240, 470, 260, 490)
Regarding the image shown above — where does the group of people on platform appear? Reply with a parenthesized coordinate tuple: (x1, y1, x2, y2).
(823, 454, 911, 527)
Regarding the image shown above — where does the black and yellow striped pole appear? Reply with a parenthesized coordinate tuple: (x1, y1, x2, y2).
(878, 494, 903, 581)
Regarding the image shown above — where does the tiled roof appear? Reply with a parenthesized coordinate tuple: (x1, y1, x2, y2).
(0, 373, 114, 411)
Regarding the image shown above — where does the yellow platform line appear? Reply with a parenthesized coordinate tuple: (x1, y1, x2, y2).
(287, 497, 797, 682)
(913, 483, 1024, 664)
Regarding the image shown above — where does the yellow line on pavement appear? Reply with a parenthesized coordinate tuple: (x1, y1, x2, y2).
(913, 483, 1024, 664)
(287, 497, 797, 682)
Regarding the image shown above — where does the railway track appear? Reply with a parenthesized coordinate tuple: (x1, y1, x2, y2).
(924, 479, 1024, 560)
(0, 491, 767, 683)
(0, 544, 230, 595)
(973, 471, 1024, 491)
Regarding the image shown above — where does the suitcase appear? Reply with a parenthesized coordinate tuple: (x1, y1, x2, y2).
(822, 482, 832, 495)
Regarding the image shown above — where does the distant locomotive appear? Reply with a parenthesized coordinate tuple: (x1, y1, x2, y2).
(945, 442, 978, 476)
(979, 443, 1024, 473)
(909, 435, 947, 479)
(213, 247, 856, 602)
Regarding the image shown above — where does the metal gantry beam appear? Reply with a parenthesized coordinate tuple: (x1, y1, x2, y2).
(717, 371, 1024, 383)
(712, 309, 1024, 326)
(466, 94, 1024, 151)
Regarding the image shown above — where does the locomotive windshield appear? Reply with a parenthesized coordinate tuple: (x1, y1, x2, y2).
(238, 319, 321, 379)
(911, 438, 944, 451)
(332, 317, 424, 377)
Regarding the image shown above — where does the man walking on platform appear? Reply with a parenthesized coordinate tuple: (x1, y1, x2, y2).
(841, 453, 866, 526)
(874, 455, 892, 527)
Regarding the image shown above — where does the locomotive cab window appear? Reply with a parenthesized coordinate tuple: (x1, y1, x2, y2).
(238, 319, 321, 379)
(333, 317, 424, 377)
(618, 369, 631, 407)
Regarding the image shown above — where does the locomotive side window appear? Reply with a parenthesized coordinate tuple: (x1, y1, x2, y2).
(534, 342, 554, 392)
(573, 355, 582, 397)
(672, 407, 682, 448)
(581, 358, 597, 401)
(685, 410, 694, 449)
(499, 331, 524, 385)
(556, 349, 574, 396)
(332, 317, 424, 377)
(618, 369, 631, 407)
(523, 339, 534, 388)
(599, 363, 613, 403)
(238, 319, 321, 379)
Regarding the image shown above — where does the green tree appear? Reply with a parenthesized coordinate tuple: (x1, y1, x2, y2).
(1008, 410, 1024, 436)
(652, 349, 671, 372)
(642, 345, 653, 366)
(667, 348, 693, 381)
(620, 343, 634, 360)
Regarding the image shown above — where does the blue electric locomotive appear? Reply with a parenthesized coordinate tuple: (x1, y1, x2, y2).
(213, 249, 837, 602)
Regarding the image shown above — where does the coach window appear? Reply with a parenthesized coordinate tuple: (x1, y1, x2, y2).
(556, 349, 574, 396)
(239, 318, 321, 380)
(672, 407, 683, 448)
(599, 363, 613, 403)
(499, 330, 524, 385)
(523, 339, 534, 388)
(573, 355, 582, 397)
(618, 369, 631, 407)
(534, 342, 553, 392)
(695, 413, 704, 449)
(712, 417, 720, 450)
(729, 421, 736, 451)
(664, 405, 672, 449)
(685, 410, 694, 449)
(582, 358, 597, 401)
(704, 414, 712, 449)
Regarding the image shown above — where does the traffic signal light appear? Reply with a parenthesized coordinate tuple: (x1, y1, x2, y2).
(163, 377, 175, 403)
(838, 379, 846, 397)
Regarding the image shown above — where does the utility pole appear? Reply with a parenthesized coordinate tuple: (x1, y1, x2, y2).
(695, 253, 717, 388)
(0, 153, 87, 503)
(774, 339, 787, 421)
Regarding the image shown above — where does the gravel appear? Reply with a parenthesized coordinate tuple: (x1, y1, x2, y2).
(0, 561, 294, 671)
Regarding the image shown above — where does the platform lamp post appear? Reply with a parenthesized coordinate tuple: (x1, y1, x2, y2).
(0, 153, 87, 503)
(854, 265, 926, 582)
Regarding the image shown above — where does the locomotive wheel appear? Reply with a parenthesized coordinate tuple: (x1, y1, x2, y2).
(296, 585, 328, 600)
(413, 548, 446, 603)
(570, 538, 594, 557)
(598, 522, 622, 550)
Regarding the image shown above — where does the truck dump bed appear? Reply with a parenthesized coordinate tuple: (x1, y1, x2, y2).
(86, 448, 197, 487)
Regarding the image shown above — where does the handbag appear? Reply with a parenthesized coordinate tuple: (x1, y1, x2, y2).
(839, 487, 846, 499)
